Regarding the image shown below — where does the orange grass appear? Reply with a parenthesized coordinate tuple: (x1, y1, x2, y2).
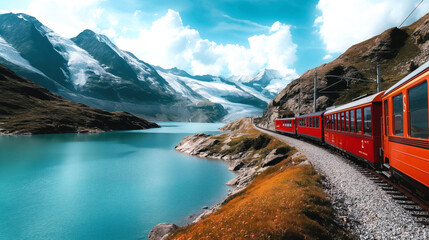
(168, 161, 339, 240)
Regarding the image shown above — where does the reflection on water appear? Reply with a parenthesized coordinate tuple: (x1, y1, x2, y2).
(0, 122, 234, 240)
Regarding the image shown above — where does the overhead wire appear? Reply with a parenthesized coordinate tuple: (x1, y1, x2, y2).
(399, 0, 424, 28)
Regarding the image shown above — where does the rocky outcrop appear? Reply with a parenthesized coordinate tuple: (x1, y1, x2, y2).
(0, 64, 159, 135)
(172, 118, 293, 225)
(260, 13, 429, 129)
(148, 223, 178, 240)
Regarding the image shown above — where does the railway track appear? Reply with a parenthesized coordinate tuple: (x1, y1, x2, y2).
(255, 123, 429, 227)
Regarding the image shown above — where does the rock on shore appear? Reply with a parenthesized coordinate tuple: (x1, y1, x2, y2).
(148, 223, 178, 240)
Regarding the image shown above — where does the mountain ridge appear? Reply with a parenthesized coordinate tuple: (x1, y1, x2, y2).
(259, 13, 429, 129)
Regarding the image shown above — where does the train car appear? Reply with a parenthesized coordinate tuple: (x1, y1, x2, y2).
(275, 117, 296, 136)
(381, 61, 429, 196)
(296, 111, 325, 142)
(324, 92, 384, 168)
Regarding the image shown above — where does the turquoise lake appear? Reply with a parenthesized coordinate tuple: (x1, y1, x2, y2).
(0, 122, 235, 240)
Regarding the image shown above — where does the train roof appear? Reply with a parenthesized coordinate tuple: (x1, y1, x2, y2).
(383, 60, 429, 96)
(297, 111, 325, 118)
(276, 117, 296, 120)
(325, 91, 384, 114)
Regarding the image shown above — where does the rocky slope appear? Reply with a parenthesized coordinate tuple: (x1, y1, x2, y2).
(260, 13, 429, 129)
(175, 118, 293, 191)
(0, 64, 159, 135)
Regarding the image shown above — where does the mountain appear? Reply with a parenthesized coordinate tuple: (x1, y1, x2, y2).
(0, 13, 229, 122)
(259, 13, 429, 129)
(0, 12, 289, 122)
(230, 69, 296, 101)
(0, 64, 159, 135)
(154, 66, 276, 121)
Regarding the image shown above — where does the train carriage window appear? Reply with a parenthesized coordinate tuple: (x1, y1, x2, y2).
(340, 112, 344, 131)
(333, 114, 336, 130)
(350, 110, 355, 133)
(338, 113, 341, 131)
(356, 108, 362, 134)
(363, 107, 371, 135)
(345, 111, 349, 132)
(316, 117, 319, 128)
(337, 113, 340, 130)
(384, 100, 388, 136)
(409, 81, 428, 139)
(393, 94, 403, 136)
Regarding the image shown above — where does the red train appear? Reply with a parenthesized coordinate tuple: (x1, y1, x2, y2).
(275, 61, 429, 197)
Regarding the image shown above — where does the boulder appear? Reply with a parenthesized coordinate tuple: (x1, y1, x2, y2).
(261, 149, 285, 167)
(228, 161, 244, 171)
(148, 223, 178, 240)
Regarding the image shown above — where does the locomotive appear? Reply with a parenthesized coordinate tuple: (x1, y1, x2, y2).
(275, 60, 429, 198)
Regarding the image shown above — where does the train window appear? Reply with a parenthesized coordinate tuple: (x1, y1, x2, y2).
(334, 113, 337, 130)
(393, 94, 403, 136)
(350, 110, 355, 133)
(345, 111, 349, 132)
(363, 106, 371, 135)
(384, 100, 388, 136)
(338, 113, 341, 131)
(356, 108, 362, 134)
(409, 81, 428, 139)
(340, 112, 343, 131)
(316, 117, 319, 128)
(333, 114, 336, 130)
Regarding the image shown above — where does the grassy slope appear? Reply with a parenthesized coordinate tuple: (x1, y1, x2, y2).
(169, 119, 352, 240)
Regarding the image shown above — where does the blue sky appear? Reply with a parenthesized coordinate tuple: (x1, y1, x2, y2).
(1, 0, 428, 78)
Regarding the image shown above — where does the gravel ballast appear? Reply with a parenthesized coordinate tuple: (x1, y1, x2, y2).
(257, 127, 429, 239)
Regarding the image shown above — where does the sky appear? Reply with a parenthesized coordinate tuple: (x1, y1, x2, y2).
(1, 0, 428, 78)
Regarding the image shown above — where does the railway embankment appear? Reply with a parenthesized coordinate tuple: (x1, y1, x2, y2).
(148, 118, 352, 240)
(257, 126, 429, 239)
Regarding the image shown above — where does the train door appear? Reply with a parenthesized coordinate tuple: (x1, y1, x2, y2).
(382, 99, 390, 165)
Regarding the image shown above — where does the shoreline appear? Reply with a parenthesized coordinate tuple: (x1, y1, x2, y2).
(148, 118, 307, 240)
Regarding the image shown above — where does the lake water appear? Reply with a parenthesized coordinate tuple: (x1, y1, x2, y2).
(0, 122, 235, 240)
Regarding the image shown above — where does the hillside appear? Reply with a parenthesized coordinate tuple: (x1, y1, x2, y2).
(0, 64, 159, 134)
(260, 13, 429, 129)
(152, 118, 351, 240)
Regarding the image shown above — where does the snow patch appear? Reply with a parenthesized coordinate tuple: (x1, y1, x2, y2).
(0, 35, 47, 76)
(36, 25, 118, 86)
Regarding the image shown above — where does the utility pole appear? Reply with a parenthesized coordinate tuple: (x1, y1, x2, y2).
(314, 70, 317, 112)
(377, 64, 381, 92)
(298, 89, 301, 117)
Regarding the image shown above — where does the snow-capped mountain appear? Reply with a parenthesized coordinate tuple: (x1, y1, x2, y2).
(230, 69, 296, 100)
(0, 12, 291, 122)
(155, 67, 268, 121)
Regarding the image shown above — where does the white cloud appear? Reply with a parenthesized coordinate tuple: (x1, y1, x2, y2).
(108, 14, 118, 26)
(102, 27, 117, 38)
(13, 0, 103, 38)
(115, 10, 298, 77)
(315, 0, 429, 53)
(323, 54, 332, 60)
(134, 10, 141, 17)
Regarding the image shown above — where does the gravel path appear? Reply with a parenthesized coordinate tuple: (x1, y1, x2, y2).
(257, 127, 429, 240)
